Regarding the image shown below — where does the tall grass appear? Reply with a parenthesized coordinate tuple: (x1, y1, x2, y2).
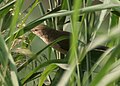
(0, 0, 120, 86)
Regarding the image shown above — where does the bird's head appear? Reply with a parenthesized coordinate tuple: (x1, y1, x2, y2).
(31, 24, 47, 37)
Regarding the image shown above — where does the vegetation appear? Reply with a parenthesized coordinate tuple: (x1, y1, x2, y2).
(0, 0, 120, 86)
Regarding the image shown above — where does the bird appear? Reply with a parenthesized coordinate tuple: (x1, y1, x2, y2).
(31, 24, 108, 54)
(31, 24, 71, 54)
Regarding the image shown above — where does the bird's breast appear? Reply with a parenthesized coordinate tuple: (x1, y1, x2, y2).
(40, 35, 50, 44)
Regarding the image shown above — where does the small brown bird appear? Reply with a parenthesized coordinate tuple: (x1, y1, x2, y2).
(31, 24, 70, 54)
(31, 24, 108, 54)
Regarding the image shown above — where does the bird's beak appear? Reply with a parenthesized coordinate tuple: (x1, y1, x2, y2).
(31, 29, 34, 32)
(31, 28, 36, 34)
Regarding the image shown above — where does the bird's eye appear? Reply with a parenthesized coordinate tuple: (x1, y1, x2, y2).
(34, 29, 38, 31)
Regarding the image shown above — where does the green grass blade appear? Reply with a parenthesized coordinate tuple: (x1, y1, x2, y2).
(0, 33, 19, 86)
(21, 59, 67, 84)
(38, 63, 57, 86)
(7, 0, 24, 48)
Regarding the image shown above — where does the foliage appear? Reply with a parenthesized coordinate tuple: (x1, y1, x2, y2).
(0, 0, 120, 86)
